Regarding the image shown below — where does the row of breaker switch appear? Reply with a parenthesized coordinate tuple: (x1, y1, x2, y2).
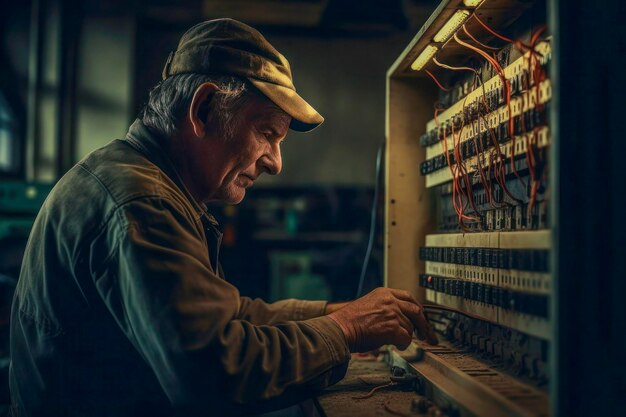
(419, 274, 549, 318)
(419, 246, 549, 272)
(419, 107, 548, 176)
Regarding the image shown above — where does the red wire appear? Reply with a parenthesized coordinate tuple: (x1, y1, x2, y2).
(456, 29, 522, 204)
(452, 112, 480, 221)
(524, 26, 549, 216)
(432, 20, 551, 228)
(435, 107, 461, 222)
(472, 14, 515, 44)
(425, 69, 451, 92)
(462, 25, 500, 51)
(431, 57, 491, 224)
(435, 105, 477, 227)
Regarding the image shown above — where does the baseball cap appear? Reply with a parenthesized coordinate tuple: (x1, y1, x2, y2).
(161, 18, 324, 132)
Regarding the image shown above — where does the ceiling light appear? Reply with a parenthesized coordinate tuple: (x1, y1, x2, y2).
(433, 10, 471, 43)
(463, 0, 485, 7)
(411, 45, 438, 71)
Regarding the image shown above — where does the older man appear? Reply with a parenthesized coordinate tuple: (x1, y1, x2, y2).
(10, 19, 437, 416)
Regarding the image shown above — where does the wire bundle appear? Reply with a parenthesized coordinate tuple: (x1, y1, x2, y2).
(425, 14, 549, 230)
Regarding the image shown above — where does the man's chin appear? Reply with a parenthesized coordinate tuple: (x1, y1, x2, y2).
(222, 189, 246, 205)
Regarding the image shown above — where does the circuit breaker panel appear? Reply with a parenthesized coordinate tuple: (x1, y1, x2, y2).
(385, 1, 553, 416)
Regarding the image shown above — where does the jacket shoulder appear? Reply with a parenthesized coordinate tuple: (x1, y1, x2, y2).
(39, 139, 192, 249)
(78, 139, 167, 205)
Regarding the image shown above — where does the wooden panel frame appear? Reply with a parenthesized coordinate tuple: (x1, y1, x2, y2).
(384, 77, 437, 301)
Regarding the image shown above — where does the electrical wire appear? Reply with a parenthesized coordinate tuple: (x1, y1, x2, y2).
(462, 24, 501, 51)
(435, 104, 478, 229)
(523, 26, 549, 217)
(472, 14, 516, 44)
(469, 20, 549, 211)
(356, 141, 384, 298)
(352, 381, 396, 400)
(456, 28, 523, 204)
(423, 303, 486, 322)
(432, 57, 478, 74)
(428, 17, 550, 228)
(425, 69, 451, 92)
(451, 106, 481, 226)
(433, 60, 492, 218)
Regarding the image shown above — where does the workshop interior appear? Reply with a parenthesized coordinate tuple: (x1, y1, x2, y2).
(1, 0, 625, 416)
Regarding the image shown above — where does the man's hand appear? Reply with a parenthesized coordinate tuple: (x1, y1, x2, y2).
(325, 302, 349, 314)
(327, 288, 438, 352)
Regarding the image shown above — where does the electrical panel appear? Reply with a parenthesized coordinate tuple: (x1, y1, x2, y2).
(384, 1, 554, 416)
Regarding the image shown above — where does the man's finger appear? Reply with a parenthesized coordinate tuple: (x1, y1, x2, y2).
(388, 288, 419, 304)
(395, 309, 415, 336)
(397, 300, 438, 345)
(395, 328, 413, 351)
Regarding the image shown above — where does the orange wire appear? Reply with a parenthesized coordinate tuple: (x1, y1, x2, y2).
(452, 104, 481, 221)
(435, 105, 476, 227)
(456, 29, 523, 204)
(434, 20, 551, 227)
(425, 69, 451, 92)
(431, 55, 489, 224)
(462, 24, 501, 51)
(472, 14, 515, 44)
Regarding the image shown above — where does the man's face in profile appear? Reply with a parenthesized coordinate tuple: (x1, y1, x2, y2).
(183, 94, 291, 205)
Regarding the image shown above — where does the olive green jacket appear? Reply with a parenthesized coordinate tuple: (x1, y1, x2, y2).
(9, 120, 350, 416)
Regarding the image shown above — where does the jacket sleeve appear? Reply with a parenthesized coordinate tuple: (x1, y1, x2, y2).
(236, 297, 328, 325)
(91, 197, 350, 413)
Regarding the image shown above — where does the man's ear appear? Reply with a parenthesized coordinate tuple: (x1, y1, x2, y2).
(188, 82, 220, 138)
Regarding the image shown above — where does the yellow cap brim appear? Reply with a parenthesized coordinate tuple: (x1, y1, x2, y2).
(248, 78, 324, 132)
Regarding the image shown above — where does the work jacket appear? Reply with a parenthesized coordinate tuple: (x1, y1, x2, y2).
(9, 120, 350, 417)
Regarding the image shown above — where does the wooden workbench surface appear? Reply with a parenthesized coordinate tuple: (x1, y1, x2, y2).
(313, 357, 429, 417)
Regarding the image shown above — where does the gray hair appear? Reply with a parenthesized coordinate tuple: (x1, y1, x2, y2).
(140, 73, 254, 139)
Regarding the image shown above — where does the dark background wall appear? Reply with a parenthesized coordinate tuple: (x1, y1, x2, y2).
(2, 0, 438, 186)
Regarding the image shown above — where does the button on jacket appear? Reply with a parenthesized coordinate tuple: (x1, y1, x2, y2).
(10, 120, 350, 416)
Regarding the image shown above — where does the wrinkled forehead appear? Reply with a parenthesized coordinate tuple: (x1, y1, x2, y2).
(248, 95, 292, 131)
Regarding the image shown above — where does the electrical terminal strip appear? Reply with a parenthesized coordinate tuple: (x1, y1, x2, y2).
(421, 231, 552, 339)
(425, 230, 500, 247)
(435, 292, 499, 324)
(425, 262, 498, 285)
(424, 40, 552, 134)
(425, 280, 550, 339)
(425, 126, 550, 187)
(502, 232, 551, 290)
(425, 80, 552, 161)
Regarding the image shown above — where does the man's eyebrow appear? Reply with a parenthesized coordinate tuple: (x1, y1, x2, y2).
(262, 124, 289, 140)
(252, 108, 288, 122)
(255, 112, 290, 133)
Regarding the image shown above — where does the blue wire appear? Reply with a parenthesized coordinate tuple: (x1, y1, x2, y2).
(356, 142, 384, 298)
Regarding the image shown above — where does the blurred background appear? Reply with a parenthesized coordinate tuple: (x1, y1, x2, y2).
(0, 0, 439, 407)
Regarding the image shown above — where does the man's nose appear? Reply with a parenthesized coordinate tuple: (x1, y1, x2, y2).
(259, 143, 282, 175)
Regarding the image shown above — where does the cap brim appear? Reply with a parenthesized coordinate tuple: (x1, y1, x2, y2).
(248, 78, 324, 132)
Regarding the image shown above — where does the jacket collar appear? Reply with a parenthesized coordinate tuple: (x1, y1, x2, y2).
(124, 119, 219, 226)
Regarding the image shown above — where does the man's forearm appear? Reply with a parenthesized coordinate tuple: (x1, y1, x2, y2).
(237, 297, 328, 324)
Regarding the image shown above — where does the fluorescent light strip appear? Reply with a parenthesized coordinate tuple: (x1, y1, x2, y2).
(411, 45, 438, 71)
(433, 10, 471, 43)
(463, 0, 485, 7)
